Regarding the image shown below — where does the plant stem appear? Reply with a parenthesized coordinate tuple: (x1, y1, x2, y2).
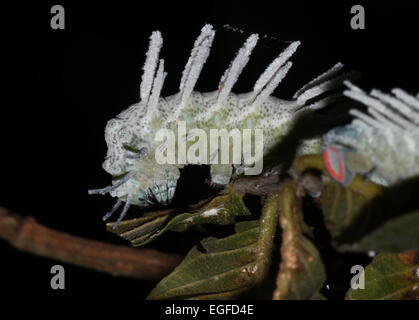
(0, 207, 183, 280)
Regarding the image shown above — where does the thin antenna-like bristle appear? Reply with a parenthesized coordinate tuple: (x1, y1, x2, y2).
(113, 194, 133, 230)
(297, 72, 359, 102)
(293, 62, 344, 99)
(140, 31, 163, 105)
(103, 199, 122, 221)
(173, 24, 215, 120)
(216, 34, 259, 106)
(88, 171, 136, 195)
(144, 59, 167, 126)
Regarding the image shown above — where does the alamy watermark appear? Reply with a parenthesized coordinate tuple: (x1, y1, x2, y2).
(350, 5, 365, 30)
(50, 5, 65, 30)
(154, 121, 264, 175)
(50, 265, 65, 290)
(350, 265, 365, 290)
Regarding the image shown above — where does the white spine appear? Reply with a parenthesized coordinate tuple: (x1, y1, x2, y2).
(349, 108, 383, 129)
(171, 24, 215, 121)
(251, 62, 293, 109)
(392, 88, 419, 111)
(345, 88, 412, 131)
(297, 71, 359, 102)
(370, 89, 419, 128)
(293, 62, 344, 98)
(251, 41, 300, 100)
(217, 34, 259, 103)
(143, 59, 167, 127)
(140, 31, 163, 106)
(294, 93, 342, 115)
(200, 33, 259, 121)
(231, 41, 300, 123)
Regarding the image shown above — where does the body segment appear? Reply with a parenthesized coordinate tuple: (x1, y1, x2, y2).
(324, 83, 419, 186)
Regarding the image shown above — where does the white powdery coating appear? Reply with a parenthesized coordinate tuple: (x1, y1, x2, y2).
(346, 90, 403, 131)
(368, 107, 404, 131)
(297, 72, 359, 102)
(216, 34, 259, 107)
(140, 31, 163, 105)
(359, 90, 415, 131)
(251, 62, 293, 109)
(392, 88, 419, 112)
(198, 34, 259, 122)
(252, 41, 300, 97)
(143, 59, 167, 126)
(175, 24, 215, 119)
(99, 25, 352, 213)
(371, 89, 419, 127)
(344, 84, 419, 184)
(343, 80, 365, 93)
(349, 108, 382, 129)
(231, 41, 302, 124)
(295, 93, 342, 115)
(293, 62, 344, 98)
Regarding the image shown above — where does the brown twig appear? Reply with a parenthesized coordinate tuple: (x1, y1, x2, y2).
(231, 174, 281, 196)
(231, 172, 323, 199)
(0, 207, 183, 280)
(0, 169, 323, 282)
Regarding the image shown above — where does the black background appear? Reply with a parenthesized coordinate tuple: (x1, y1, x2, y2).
(1, 1, 418, 298)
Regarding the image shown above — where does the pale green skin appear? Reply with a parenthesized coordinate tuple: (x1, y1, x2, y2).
(103, 91, 322, 207)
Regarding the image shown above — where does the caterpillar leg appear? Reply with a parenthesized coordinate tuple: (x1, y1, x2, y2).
(210, 164, 233, 186)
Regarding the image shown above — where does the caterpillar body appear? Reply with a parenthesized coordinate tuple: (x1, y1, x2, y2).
(89, 24, 354, 226)
(324, 82, 419, 186)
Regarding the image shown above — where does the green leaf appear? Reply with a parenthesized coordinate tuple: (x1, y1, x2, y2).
(147, 194, 280, 300)
(322, 175, 386, 244)
(273, 179, 326, 300)
(346, 250, 419, 300)
(107, 186, 252, 247)
(322, 174, 419, 252)
(291, 154, 325, 174)
(340, 211, 419, 253)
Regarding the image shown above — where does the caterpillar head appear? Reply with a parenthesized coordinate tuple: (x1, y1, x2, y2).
(101, 116, 180, 207)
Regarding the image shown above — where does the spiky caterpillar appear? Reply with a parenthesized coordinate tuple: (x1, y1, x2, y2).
(324, 82, 419, 186)
(89, 24, 354, 226)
